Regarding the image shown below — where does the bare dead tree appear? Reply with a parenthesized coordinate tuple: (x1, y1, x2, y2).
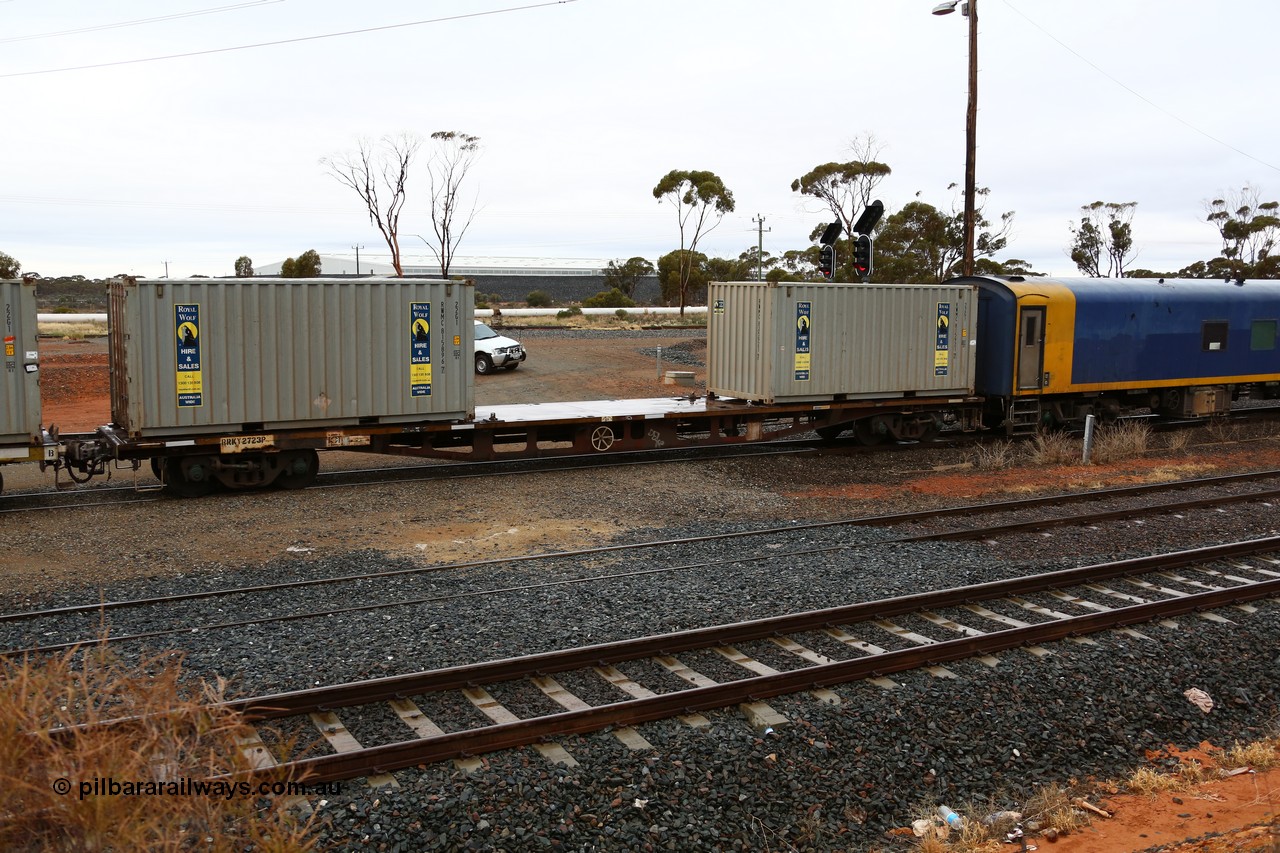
(420, 131, 481, 278)
(321, 133, 422, 276)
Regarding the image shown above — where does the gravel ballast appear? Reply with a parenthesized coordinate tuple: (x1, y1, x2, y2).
(4, 497, 1279, 850)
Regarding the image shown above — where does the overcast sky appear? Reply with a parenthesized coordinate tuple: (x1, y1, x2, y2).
(2, 0, 1277, 280)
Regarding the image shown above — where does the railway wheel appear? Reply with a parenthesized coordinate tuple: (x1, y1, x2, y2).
(853, 419, 885, 446)
(815, 424, 846, 441)
(164, 456, 215, 499)
(276, 449, 319, 490)
(150, 457, 163, 479)
(590, 425, 616, 452)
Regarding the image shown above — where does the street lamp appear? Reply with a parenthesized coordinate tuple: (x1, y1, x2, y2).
(932, 0, 978, 277)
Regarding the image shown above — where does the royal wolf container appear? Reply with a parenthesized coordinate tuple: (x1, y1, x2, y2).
(1, 279, 43, 455)
(110, 277, 474, 437)
(706, 281, 977, 404)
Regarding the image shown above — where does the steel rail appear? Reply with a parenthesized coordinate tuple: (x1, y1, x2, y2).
(10, 486, 1280, 657)
(228, 536, 1280, 721)
(6, 469, 1278, 625)
(898, 486, 1280, 542)
(256, 570, 1280, 784)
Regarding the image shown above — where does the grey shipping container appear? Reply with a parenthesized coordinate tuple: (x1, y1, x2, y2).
(1, 279, 42, 456)
(707, 281, 977, 404)
(110, 277, 474, 437)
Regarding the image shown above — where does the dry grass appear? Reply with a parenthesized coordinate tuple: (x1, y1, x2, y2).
(1162, 428, 1194, 454)
(1028, 431, 1080, 465)
(1125, 759, 1217, 796)
(969, 439, 1018, 469)
(1205, 417, 1245, 443)
(1090, 420, 1152, 463)
(0, 645, 316, 852)
(37, 321, 107, 339)
(903, 786, 1079, 852)
(1224, 737, 1280, 772)
(1020, 782, 1087, 837)
(493, 312, 705, 330)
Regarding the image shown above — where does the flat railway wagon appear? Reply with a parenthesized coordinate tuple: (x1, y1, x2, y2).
(967, 275, 1280, 433)
(707, 280, 982, 443)
(62, 277, 475, 496)
(1, 279, 55, 492)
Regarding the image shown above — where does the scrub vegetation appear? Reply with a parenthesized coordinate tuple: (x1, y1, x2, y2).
(0, 646, 316, 852)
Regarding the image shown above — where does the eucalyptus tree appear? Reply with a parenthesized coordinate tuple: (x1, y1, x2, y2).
(1206, 185, 1279, 281)
(602, 257, 655, 298)
(421, 131, 482, 279)
(1067, 201, 1137, 277)
(652, 169, 734, 314)
(322, 132, 423, 277)
(874, 191, 1011, 283)
(791, 135, 891, 279)
(0, 251, 19, 279)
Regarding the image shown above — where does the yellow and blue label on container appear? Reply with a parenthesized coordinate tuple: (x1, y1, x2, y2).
(934, 302, 950, 376)
(410, 302, 432, 397)
(794, 301, 811, 382)
(175, 303, 203, 407)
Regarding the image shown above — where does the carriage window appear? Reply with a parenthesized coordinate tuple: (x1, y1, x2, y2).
(1201, 321, 1228, 352)
(1024, 315, 1039, 346)
(1252, 320, 1277, 351)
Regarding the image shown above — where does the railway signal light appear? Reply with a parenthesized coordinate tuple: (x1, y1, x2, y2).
(852, 200, 885, 236)
(819, 221, 843, 246)
(853, 234, 873, 280)
(818, 244, 835, 280)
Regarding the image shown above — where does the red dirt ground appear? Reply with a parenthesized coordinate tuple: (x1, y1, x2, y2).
(32, 335, 1280, 852)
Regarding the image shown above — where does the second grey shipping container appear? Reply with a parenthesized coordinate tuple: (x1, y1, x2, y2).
(707, 281, 977, 404)
(110, 277, 474, 437)
(1, 279, 42, 455)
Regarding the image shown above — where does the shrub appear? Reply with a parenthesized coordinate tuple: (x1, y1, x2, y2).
(1091, 420, 1150, 463)
(556, 306, 583, 319)
(969, 439, 1017, 469)
(1028, 431, 1079, 465)
(582, 288, 636, 309)
(615, 308, 629, 319)
(0, 646, 317, 852)
(525, 290, 552, 307)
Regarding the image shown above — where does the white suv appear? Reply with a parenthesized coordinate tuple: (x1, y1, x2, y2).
(474, 320, 526, 374)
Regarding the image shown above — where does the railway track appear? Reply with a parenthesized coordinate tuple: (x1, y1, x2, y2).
(216, 536, 1280, 785)
(0, 441, 822, 514)
(6, 469, 1279, 656)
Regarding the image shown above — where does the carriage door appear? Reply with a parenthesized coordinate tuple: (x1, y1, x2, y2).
(1017, 307, 1046, 390)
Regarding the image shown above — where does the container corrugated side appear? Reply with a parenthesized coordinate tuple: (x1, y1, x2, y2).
(110, 278, 474, 437)
(1, 280, 42, 454)
(707, 281, 977, 404)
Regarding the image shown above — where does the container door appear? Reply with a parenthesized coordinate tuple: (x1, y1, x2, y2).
(1016, 307, 1045, 390)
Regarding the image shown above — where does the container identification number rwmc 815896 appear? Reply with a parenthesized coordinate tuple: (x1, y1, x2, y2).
(220, 434, 275, 453)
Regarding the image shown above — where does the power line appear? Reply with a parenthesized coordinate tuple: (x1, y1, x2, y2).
(0, 0, 580, 79)
(1002, 0, 1279, 175)
(0, 1, 283, 45)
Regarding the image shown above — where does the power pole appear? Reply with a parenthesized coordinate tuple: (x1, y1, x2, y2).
(351, 244, 364, 275)
(963, 0, 978, 276)
(752, 214, 770, 281)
